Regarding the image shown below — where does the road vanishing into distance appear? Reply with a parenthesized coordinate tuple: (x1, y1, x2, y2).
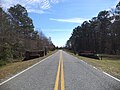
(0, 50, 120, 90)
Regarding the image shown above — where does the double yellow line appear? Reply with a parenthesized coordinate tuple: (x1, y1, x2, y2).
(54, 51, 65, 90)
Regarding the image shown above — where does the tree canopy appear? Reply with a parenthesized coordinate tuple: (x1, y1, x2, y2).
(66, 2, 120, 55)
(0, 4, 55, 61)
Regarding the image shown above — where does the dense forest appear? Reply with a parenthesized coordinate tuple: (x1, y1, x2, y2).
(66, 2, 120, 55)
(0, 4, 55, 62)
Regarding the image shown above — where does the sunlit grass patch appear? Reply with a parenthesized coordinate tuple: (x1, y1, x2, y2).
(67, 51, 120, 79)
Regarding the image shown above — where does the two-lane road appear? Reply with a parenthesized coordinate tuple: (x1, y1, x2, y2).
(0, 50, 120, 90)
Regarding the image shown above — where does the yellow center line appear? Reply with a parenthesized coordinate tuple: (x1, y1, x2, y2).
(54, 51, 65, 90)
(61, 52, 65, 90)
(54, 55, 61, 90)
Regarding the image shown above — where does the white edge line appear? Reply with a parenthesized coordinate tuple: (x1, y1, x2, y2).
(103, 72, 120, 82)
(65, 51, 120, 82)
(81, 59, 120, 82)
(0, 52, 56, 86)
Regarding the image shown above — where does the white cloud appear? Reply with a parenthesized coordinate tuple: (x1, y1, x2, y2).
(40, 0, 51, 10)
(50, 18, 89, 24)
(50, 0, 59, 4)
(1, 0, 61, 14)
(27, 9, 45, 14)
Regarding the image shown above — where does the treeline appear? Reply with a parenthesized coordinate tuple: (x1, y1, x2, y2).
(0, 4, 55, 61)
(66, 2, 120, 55)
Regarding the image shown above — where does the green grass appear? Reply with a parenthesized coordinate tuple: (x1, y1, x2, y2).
(67, 51, 120, 79)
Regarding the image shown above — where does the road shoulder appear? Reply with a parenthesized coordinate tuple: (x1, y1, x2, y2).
(0, 50, 57, 83)
(65, 50, 120, 81)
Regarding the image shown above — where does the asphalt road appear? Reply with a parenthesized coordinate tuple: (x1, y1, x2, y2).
(0, 50, 120, 90)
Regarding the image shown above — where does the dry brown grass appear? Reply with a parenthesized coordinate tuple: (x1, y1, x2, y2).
(0, 50, 57, 82)
(68, 51, 120, 79)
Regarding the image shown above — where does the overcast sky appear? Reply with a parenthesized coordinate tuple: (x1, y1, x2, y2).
(1, 0, 119, 47)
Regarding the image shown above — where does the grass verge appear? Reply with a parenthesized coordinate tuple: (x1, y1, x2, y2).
(67, 51, 120, 79)
(0, 50, 57, 82)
